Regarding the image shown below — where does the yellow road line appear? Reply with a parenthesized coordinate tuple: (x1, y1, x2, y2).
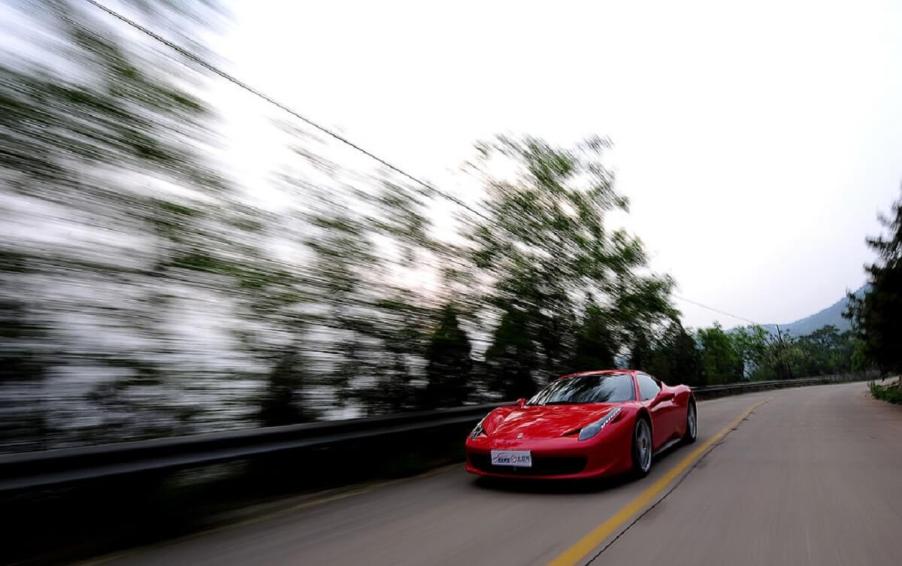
(548, 398, 769, 566)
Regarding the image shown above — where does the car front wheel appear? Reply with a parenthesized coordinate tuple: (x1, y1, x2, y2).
(683, 401, 697, 444)
(632, 417, 653, 477)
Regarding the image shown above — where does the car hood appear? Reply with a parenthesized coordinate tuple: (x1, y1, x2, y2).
(485, 403, 621, 440)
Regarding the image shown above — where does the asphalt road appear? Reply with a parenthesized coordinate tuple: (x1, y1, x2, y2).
(98, 382, 902, 566)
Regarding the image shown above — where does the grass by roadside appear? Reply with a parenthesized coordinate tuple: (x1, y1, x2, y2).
(870, 377, 902, 404)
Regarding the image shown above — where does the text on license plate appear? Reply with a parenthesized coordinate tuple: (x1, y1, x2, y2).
(490, 450, 532, 467)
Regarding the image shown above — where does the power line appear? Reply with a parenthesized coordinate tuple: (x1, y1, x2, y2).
(80, 0, 493, 224)
(671, 294, 764, 327)
(83, 0, 777, 336)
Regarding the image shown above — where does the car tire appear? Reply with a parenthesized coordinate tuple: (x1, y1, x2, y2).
(631, 417, 653, 478)
(682, 400, 697, 445)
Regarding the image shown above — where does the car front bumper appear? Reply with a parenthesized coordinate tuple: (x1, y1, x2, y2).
(464, 418, 634, 480)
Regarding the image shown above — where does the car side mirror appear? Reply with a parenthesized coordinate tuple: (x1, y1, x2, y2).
(516, 398, 527, 408)
(657, 390, 675, 402)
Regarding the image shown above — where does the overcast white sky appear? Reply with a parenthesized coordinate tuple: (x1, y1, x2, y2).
(209, 0, 902, 328)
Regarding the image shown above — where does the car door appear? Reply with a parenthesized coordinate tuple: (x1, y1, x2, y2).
(636, 372, 678, 449)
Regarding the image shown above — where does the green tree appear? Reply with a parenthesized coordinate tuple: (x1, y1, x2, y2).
(646, 321, 704, 386)
(259, 348, 316, 426)
(424, 304, 473, 408)
(774, 328, 798, 380)
(484, 307, 538, 399)
(697, 323, 742, 384)
(787, 325, 855, 377)
(0, 0, 266, 445)
(294, 170, 442, 416)
(0, 251, 49, 449)
(846, 192, 902, 374)
(671, 323, 705, 386)
(468, 136, 675, 390)
(630, 333, 653, 372)
(571, 302, 617, 371)
(731, 325, 770, 379)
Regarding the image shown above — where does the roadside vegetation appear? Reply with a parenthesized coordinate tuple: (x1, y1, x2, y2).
(640, 322, 866, 387)
(847, 191, 902, 405)
(870, 379, 902, 405)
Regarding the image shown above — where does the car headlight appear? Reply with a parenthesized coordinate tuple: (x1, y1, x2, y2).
(578, 407, 622, 441)
(470, 417, 487, 439)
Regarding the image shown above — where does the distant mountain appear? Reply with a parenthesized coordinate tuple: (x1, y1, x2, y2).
(760, 285, 869, 337)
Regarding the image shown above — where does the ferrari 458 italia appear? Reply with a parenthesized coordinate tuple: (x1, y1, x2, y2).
(465, 370, 697, 479)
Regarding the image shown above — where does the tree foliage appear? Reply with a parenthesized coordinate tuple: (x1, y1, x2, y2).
(468, 136, 676, 394)
(484, 307, 538, 399)
(642, 321, 704, 387)
(846, 192, 902, 374)
(0, 0, 248, 446)
(696, 324, 742, 384)
(424, 304, 473, 408)
(572, 302, 617, 372)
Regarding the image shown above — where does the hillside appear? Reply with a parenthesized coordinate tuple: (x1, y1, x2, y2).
(761, 285, 869, 336)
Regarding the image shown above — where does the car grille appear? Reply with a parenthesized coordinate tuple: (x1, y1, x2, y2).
(469, 454, 587, 476)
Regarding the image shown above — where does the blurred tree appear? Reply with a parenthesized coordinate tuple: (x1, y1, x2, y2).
(645, 321, 704, 386)
(630, 333, 653, 372)
(0, 1, 320, 446)
(846, 192, 902, 374)
(0, 252, 44, 383)
(423, 304, 473, 408)
(468, 136, 676, 391)
(0, 251, 49, 449)
(484, 306, 538, 399)
(571, 302, 616, 371)
(259, 348, 316, 426)
(366, 293, 431, 414)
(612, 275, 678, 366)
(298, 173, 441, 416)
(305, 210, 379, 403)
(670, 322, 705, 386)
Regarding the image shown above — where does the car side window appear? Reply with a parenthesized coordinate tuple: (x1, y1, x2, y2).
(636, 372, 661, 401)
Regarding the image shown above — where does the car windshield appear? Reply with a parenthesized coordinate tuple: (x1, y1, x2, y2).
(528, 373, 635, 405)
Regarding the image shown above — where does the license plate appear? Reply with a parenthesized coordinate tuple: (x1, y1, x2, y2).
(490, 450, 532, 467)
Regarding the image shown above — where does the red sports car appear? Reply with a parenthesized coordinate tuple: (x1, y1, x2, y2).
(465, 370, 697, 479)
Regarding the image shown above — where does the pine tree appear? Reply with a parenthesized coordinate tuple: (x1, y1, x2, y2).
(485, 307, 537, 399)
(572, 303, 616, 371)
(424, 304, 473, 408)
(846, 193, 902, 374)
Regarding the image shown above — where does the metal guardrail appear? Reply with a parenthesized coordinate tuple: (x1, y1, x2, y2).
(0, 373, 871, 491)
(691, 373, 869, 399)
(0, 403, 505, 492)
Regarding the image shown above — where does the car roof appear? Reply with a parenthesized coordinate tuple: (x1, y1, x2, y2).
(557, 369, 636, 380)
